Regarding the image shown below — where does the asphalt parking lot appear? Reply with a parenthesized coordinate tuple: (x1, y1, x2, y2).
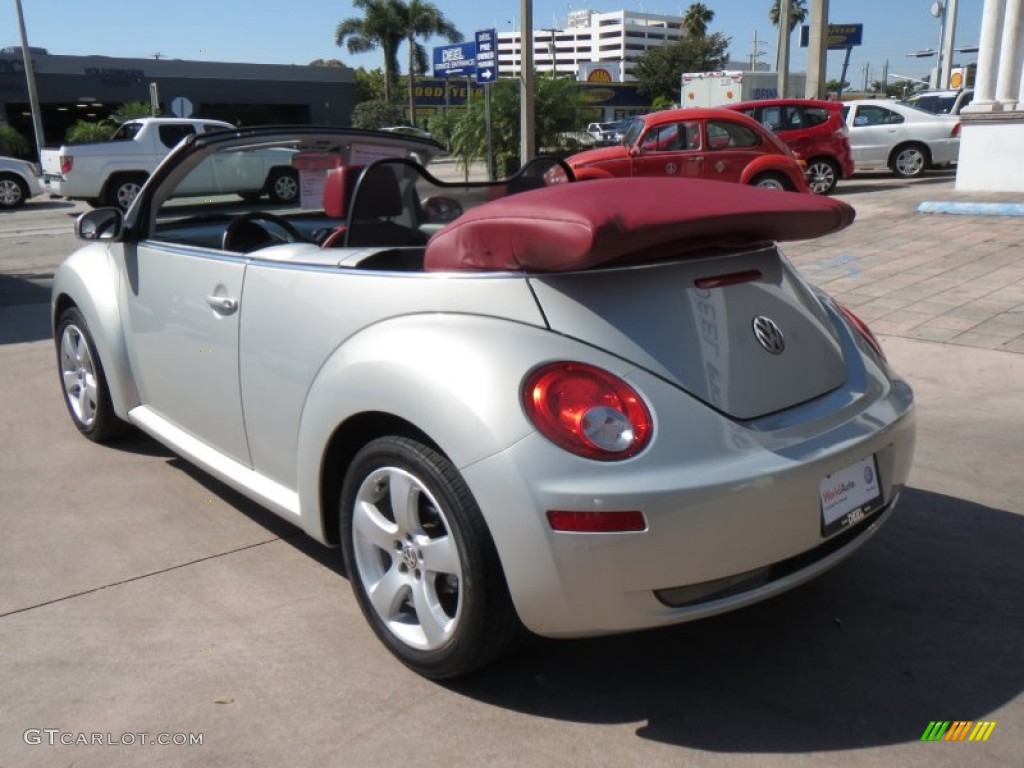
(1, 170, 1023, 767)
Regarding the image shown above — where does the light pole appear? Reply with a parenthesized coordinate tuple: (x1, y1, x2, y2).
(12, 0, 46, 161)
(520, 0, 535, 164)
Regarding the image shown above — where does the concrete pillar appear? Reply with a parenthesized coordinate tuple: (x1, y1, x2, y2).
(996, 0, 1024, 107)
(804, 0, 830, 99)
(968, 0, 1007, 110)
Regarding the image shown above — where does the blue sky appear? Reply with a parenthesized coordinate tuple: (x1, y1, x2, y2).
(3, 1, 984, 86)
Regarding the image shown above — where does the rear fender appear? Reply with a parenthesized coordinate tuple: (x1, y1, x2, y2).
(740, 155, 808, 191)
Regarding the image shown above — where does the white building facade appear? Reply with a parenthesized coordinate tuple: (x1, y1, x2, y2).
(497, 9, 685, 82)
(955, 0, 1024, 191)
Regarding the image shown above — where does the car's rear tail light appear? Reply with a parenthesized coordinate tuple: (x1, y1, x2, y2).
(523, 361, 652, 460)
(836, 302, 887, 361)
(60, 155, 73, 174)
(951, 122, 961, 138)
(547, 510, 647, 533)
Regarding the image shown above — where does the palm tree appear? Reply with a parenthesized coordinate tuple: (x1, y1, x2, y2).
(336, 0, 405, 103)
(682, 3, 715, 38)
(399, 0, 462, 127)
(769, 0, 808, 33)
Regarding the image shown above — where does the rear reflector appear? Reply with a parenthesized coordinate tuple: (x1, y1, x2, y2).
(547, 510, 647, 533)
(694, 269, 763, 289)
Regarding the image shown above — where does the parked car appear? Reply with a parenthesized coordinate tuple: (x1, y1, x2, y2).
(52, 126, 915, 679)
(724, 99, 854, 194)
(840, 99, 960, 178)
(569, 108, 810, 192)
(381, 125, 433, 140)
(0, 155, 43, 209)
(902, 88, 974, 115)
(585, 120, 630, 146)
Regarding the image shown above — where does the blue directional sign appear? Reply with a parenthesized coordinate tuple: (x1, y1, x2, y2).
(800, 23, 863, 50)
(475, 28, 497, 84)
(433, 42, 476, 77)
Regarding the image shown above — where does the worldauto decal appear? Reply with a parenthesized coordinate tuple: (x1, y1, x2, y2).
(822, 480, 856, 504)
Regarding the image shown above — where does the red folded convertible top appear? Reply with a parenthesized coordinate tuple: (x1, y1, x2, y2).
(423, 177, 855, 273)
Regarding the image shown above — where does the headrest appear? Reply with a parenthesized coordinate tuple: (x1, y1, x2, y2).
(423, 177, 855, 273)
(322, 164, 364, 219)
(350, 164, 405, 220)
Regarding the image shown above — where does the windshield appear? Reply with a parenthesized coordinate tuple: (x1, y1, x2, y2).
(621, 118, 645, 146)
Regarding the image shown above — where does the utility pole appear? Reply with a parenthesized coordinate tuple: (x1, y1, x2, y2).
(940, 0, 960, 90)
(805, 0, 830, 99)
(520, 0, 535, 165)
(751, 29, 759, 70)
(777, 1, 791, 96)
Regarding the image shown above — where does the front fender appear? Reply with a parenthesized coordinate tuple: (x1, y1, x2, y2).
(572, 166, 617, 181)
(51, 244, 139, 418)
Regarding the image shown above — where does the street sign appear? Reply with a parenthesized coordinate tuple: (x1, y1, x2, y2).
(800, 23, 864, 50)
(433, 42, 476, 78)
(475, 28, 496, 84)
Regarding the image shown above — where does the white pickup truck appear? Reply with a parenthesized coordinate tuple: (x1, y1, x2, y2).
(42, 117, 300, 210)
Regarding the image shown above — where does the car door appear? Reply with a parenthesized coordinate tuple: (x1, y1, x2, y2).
(702, 119, 763, 183)
(847, 104, 904, 167)
(631, 121, 703, 179)
(119, 224, 250, 466)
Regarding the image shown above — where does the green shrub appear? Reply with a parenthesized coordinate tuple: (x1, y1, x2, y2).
(351, 99, 404, 130)
(65, 120, 116, 143)
(0, 124, 30, 157)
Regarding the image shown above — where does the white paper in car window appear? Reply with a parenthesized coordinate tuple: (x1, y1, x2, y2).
(350, 143, 407, 166)
(299, 170, 327, 210)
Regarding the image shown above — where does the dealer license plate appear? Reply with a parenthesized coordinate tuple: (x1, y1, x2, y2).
(820, 455, 883, 537)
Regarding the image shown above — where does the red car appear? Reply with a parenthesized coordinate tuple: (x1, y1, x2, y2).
(566, 108, 810, 193)
(725, 99, 854, 194)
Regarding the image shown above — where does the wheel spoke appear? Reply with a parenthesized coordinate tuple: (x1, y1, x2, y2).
(387, 471, 419, 535)
(410, 576, 451, 647)
(419, 534, 459, 576)
(368, 566, 407, 621)
(77, 384, 94, 423)
(62, 369, 79, 394)
(353, 498, 399, 553)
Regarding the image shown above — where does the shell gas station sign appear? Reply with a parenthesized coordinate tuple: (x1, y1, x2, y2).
(577, 62, 622, 83)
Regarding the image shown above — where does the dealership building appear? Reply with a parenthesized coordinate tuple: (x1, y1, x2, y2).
(0, 50, 356, 150)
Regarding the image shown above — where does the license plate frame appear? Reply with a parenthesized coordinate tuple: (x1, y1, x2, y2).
(820, 455, 883, 538)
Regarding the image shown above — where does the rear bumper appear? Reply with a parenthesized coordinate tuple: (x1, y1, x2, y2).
(463, 360, 915, 638)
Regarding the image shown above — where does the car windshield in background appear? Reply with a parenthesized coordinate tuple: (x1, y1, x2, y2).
(621, 118, 645, 146)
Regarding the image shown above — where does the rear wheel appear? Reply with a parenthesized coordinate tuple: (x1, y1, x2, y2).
(0, 173, 29, 208)
(890, 143, 929, 179)
(266, 168, 298, 204)
(750, 172, 791, 192)
(805, 157, 839, 194)
(55, 307, 126, 442)
(104, 173, 147, 211)
(340, 436, 520, 679)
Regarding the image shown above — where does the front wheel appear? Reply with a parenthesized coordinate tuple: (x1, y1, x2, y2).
(890, 144, 929, 179)
(750, 172, 791, 192)
(55, 307, 126, 442)
(266, 168, 298, 204)
(805, 158, 839, 194)
(340, 436, 520, 679)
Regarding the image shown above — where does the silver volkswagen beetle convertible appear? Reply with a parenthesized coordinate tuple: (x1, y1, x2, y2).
(52, 126, 915, 679)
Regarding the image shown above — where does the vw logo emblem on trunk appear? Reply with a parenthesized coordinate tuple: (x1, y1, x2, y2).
(752, 316, 785, 355)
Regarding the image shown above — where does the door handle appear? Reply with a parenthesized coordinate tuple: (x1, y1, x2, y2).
(206, 294, 238, 314)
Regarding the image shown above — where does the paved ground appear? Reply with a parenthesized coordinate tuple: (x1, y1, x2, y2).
(1, 171, 1023, 767)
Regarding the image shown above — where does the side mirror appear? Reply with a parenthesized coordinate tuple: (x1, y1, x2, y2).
(76, 208, 124, 241)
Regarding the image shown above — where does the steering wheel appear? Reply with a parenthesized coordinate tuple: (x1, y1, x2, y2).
(221, 211, 305, 252)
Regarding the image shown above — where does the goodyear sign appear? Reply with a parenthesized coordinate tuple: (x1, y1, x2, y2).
(800, 23, 863, 50)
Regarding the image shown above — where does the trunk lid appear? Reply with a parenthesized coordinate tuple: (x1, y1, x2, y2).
(529, 246, 845, 419)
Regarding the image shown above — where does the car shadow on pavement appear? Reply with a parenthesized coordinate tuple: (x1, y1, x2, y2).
(0, 199, 78, 214)
(839, 173, 957, 196)
(0, 276, 51, 344)
(449, 486, 1024, 753)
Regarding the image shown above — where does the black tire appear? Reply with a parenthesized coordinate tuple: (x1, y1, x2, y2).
(104, 173, 148, 211)
(750, 172, 791, 192)
(889, 143, 930, 179)
(340, 436, 521, 679)
(0, 172, 29, 209)
(55, 307, 126, 442)
(805, 157, 839, 195)
(266, 167, 299, 204)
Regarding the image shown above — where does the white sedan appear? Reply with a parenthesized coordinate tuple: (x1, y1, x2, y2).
(840, 99, 960, 178)
(0, 155, 43, 208)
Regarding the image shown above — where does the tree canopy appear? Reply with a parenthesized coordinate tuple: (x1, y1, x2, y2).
(399, 0, 462, 127)
(634, 33, 731, 104)
(682, 3, 715, 38)
(769, 0, 808, 32)
(336, 0, 405, 103)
